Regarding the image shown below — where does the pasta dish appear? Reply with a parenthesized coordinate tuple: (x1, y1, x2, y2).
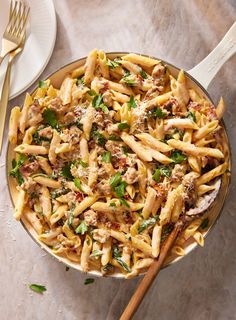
(8, 50, 228, 278)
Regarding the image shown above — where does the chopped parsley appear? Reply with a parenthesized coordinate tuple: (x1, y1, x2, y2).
(75, 221, 88, 235)
(51, 188, 69, 199)
(42, 108, 58, 128)
(161, 224, 174, 242)
(9, 154, 27, 185)
(152, 168, 161, 183)
(68, 204, 75, 228)
(74, 178, 84, 192)
(170, 150, 187, 164)
(112, 246, 131, 272)
(200, 218, 209, 229)
(87, 89, 97, 96)
(127, 96, 137, 110)
(118, 122, 130, 130)
(187, 111, 196, 122)
(109, 201, 117, 207)
(114, 181, 127, 198)
(38, 80, 47, 88)
(76, 77, 85, 85)
(122, 146, 131, 155)
(139, 68, 148, 79)
(148, 106, 167, 119)
(110, 173, 127, 198)
(159, 166, 172, 178)
(79, 160, 88, 168)
(122, 72, 136, 86)
(90, 250, 103, 257)
(92, 94, 109, 113)
(84, 278, 95, 285)
(106, 59, 121, 69)
(102, 151, 111, 163)
(29, 284, 47, 294)
(138, 216, 160, 233)
(91, 126, 106, 146)
(102, 263, 113, 273)
(108, 134, 122, 141)
(119, 198, 130, 208)
(110, 172, 122, 189)
(61, 163, 73, 180)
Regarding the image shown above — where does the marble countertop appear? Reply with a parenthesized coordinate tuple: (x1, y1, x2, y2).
(1, 1, 236, 319)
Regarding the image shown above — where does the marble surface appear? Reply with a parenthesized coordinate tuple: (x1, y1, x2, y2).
(1, 1, 236, 319)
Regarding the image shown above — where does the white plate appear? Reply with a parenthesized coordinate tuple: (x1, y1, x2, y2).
(0, 0, 57, 100)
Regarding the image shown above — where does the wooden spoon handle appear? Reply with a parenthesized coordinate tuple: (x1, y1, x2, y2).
(120, 222, 183, 320)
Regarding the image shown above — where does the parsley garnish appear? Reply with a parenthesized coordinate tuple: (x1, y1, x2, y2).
(127, 96, 137, 110)
(90, 250, 103, 257)
(153, 166, 172, 182)
(38, 80, 47, 88)
(106, 59, 121, 69)
(148, 106, 166, 119)
(200, 218, 209, 229)
(42, 108, 58, 128)
(91, 126, 106, 146)
(187, 111, 196, 122)
(161, 224, 174, 242)
(84, 278, 95, 285)
(61, 163, 73, 180)
(109, 201, 117, 207)
(88, 89, 97, 96)
(76, 77, 84, 85)
(102, 151, 111, 163)
(114, 181, 127, 198)
(139, 68, 148, 79)
(118, 122, 130, 130)
(9, 154, 27, 185)
(122, 72, 136, 86)
(79, 160, 88, 168)
(75, 221, 88, 235)
(29, 284, 47, 294)
(112, 246, 131, 272)
(110, 172, 122, 189)
(170, 150, 187, 164)
(74, 178, 84, 192)
(108, 134, 122, 141)
(152, 168, 161, 183)
(92, 94, 109, 113)
(119, 198, 130, 208)
(122, 146, 131, 155)
(138, 216, 159, 233)
(68, 204, 75, 228)
(102, 263, 113, 273)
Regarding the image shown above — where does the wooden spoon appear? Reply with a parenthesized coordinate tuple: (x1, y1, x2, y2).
(120, 221, 183, 320)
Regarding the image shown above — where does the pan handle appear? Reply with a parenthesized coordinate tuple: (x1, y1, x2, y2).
(188, 22, 236, 89)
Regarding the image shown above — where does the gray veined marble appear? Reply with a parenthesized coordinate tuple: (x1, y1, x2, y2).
(1, 1, 236, 319)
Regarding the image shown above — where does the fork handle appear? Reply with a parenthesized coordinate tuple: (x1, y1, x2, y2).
(0, 57, 12, 153)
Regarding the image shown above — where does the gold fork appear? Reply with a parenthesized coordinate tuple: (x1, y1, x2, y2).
(0, 1, 29, 66)
(0, 2, 30, 153)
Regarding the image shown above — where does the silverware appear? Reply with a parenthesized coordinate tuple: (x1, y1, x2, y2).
(0, 1, 30, 153)
(0, 1, 29, 66)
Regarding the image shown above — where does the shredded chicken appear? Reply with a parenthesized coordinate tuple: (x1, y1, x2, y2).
(84, 210, 98, 226)
(20, 161, 39, 177)
(123, 167, 138, 184)
(102, 91, 113, 106)
(171, 164, 185, 182)
(96, 179, 112, 195)
(38, 126, 53, 140)
(92, 229, 110, 243)
(182, 173, 198, 208)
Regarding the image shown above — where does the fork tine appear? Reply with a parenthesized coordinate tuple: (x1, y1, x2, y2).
(16, 4, 30, 40)
(7, 1, 19, 35)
